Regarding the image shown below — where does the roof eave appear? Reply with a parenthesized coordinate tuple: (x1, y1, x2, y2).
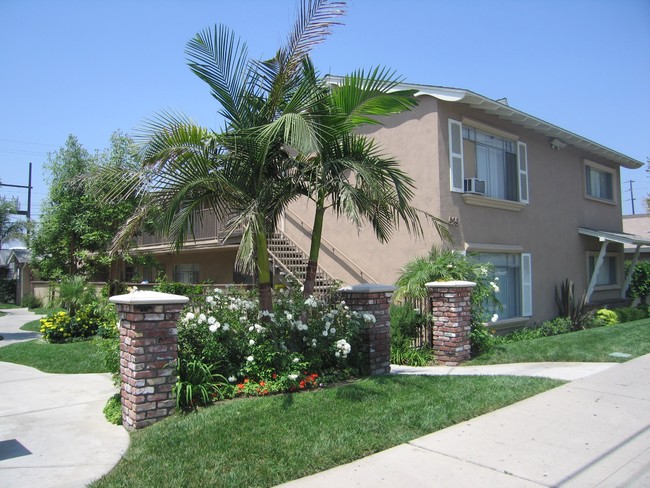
(325, 76, 642, 170)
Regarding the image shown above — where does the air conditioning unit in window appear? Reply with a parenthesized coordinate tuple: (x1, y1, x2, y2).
(464, 178, 486, 195)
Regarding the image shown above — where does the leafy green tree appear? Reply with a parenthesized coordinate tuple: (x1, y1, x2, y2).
(31, 133, 138, 279)
(626, 260, 650, 305)
(0, 196, 27, 249)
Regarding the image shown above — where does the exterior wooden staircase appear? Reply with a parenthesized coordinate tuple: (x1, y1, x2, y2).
(267, 230, 339, 294)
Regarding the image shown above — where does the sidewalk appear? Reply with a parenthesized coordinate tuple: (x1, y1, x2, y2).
(0, 308, 129, 488)
(0, 307, 41, 347)
(279, 354, 650, 487)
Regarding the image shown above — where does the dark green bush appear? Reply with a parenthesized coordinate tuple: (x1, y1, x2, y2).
(614, 306, 649, 323)
(390, 303, 424, 348)
(0, 279, 16, 303)
(103, 394, 122, 425)
(626, 260, 650, 305)
(21, 293, 42, 309)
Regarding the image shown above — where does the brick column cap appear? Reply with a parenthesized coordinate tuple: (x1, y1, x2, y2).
(425, 280, 476, 289)
(339, 283, 396, 294)
(109, 290, 190, 305)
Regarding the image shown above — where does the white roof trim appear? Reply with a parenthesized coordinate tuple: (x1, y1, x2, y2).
(325, 77, 642, 169)
(578, 227, 650, 247)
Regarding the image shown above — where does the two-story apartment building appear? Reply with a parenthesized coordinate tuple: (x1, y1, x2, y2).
(130, 82, 647, 329)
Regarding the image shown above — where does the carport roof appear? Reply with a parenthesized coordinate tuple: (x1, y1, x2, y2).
(578, 227, 650, 247)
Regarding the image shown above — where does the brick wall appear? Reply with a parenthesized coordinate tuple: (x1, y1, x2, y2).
(339, 284, 394, 376)
(110, 291, 188, 430)
(426, 281, 476, 366)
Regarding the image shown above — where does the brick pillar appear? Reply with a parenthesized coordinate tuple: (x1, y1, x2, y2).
(109, 291, 189, 431)
(339, 284, 394, 376)
(426, 281, 476, 366)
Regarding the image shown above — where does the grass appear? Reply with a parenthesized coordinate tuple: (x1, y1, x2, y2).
(92, 375, 561, 488)
(20, 319, 42, 332)
(0, 303, 20, 309)
(0, 339, 110, 374)
(471, 319, 650, 365)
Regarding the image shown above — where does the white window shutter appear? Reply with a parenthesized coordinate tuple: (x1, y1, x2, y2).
(448, 119, 464, 192)
(521, 253, 532, 316)
(517, 141, 529, 204)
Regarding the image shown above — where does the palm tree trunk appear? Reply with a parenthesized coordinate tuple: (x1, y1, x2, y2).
(303, 203, 326, 298)
(255, 229, 273, 312)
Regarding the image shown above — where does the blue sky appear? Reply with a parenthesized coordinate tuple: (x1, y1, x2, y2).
(1, 0, 649, 222)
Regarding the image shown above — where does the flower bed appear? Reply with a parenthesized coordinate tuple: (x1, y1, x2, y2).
(175, 285, 372, 408)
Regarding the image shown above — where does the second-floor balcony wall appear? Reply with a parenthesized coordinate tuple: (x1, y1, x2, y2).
(135, 209, 242, 248)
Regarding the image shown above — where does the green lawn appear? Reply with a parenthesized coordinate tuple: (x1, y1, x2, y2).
(0, 339, 110, 374)
(0, 303, 20, 309)
(20, 319, 42, 332)
(92, 375, 561, 488)
(470, 319, 650, 365)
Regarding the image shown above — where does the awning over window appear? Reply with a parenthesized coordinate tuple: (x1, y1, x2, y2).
(578, 227, 650, 302)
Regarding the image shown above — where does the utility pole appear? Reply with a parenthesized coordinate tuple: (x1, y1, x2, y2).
(0, 162, 32, 220)
(625, 179, 636, 215)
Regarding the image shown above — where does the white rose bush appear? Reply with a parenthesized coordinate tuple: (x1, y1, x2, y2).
(176, 285, 367, 404)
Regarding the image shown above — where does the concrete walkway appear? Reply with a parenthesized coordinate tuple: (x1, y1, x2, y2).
(0, 308, 129, 488)
(0, 307, 42, 347)
(279, 354, 650, 487)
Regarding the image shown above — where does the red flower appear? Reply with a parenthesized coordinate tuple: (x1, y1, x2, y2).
(299, 380, 306, 389)
(272, 373, 277, 380)
(244, 378, 250, 384)
(259, 381, 266, 387)
(237, 383, 245, 390)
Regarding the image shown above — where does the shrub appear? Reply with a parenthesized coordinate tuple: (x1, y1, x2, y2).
(53, 275, 96, 317)
(390, 343, 433, 366)
(103, 394, 122, 425)
(555, 278, 592, 330)
(0, 279, 16, 303)
(390, 303, 424, 348)
(40, 311, 74, 343)
(626, 260, 650, 305)
(614, 306, 648, 324)
(173, 359, 226, 411)
(470, 323, 497, 356)
(95, 336, 120, 385)
(154, 280, 205, 306)
(176, 286, 365, 395)
(21, 293, 42, 310)
(539, 316, 573, 336)
(40, 296, 117, 343)
(594, 309, 619, 326)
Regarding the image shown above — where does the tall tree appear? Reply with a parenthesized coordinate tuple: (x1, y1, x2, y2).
(31, 133, 138, 279)
(295, 65, 450, 296)
(108, 0, 347, 311)
(0, 196, 27, 249)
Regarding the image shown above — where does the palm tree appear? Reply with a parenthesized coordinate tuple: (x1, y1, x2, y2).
(104, 0, 347, 311)
(295, 66, 450, 296)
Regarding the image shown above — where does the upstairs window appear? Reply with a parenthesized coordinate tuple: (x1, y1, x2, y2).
(449, 119, 528, 204)
(585, 161, 615, 202)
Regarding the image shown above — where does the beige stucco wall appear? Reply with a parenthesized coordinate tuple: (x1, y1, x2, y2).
(285, 96, 447, 287)
(153, 246, 239, 284)
(286, 95, 627, 325)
